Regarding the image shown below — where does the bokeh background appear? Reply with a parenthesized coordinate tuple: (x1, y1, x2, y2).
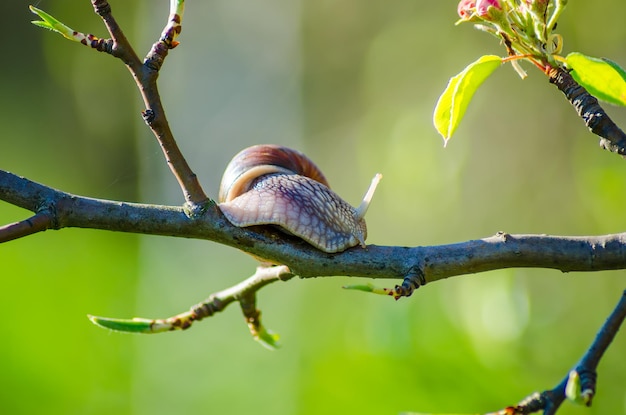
(1, 1, 625, 414)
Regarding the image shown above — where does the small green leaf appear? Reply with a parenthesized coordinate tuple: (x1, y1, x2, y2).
(566, 52, 626, 106)
(343, 283, 399, 298)
(565, 369, 594, 406)
(31, 20, 55, 31)
(343, 283, 376, 293)
(565, 370, 584, 404)
(88, 315, 170, 334)
(433, 55, 502, 146)
(29, 5, 76, 41)
(253, 326, 281, 350)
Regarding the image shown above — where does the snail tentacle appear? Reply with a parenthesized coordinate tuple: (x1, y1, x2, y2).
(355, 173, 383, 221)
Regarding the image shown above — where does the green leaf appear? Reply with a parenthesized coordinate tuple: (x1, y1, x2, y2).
(433, 55, 502, 146)
(29, 5, 77, 41)
(88, 315, 170, 334)
(565, 369, 594, 406)
(343, 283, 398, 298)
(565, 370, 584, 404)
(343, 283, 376, 293)
(253, 326, 281, 350)
(566, 52, 626, 106)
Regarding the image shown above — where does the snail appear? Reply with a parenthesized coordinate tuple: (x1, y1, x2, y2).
(218, 144, 382, 253)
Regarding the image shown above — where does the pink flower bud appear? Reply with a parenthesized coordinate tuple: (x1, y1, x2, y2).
(476, 0, 502, 17)
(457, 0, 477, 20)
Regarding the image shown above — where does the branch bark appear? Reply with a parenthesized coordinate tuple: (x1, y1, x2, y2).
(2, 169, 625, 284)
(547, 66, 626, 155)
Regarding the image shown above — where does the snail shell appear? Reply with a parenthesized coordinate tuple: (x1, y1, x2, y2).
(218, 144, 381, 253)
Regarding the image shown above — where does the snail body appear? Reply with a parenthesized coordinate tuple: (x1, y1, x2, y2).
(218, 144, 381, 253)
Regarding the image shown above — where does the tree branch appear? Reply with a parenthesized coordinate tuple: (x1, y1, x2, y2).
(109, 0, 208, 207)
(2, 170, 625, 286)
(547, 66, 626, 156)
(489, 289, 626, 415)
(59, 0, 209, 206)
(0, 210, 54, 243)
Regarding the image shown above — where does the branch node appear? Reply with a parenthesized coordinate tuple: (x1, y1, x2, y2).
(88, 37, 114, 54)
(144, 43, 169, 71)
(183, 200, 212, 219)
(36, 201, 59, 229)
(91, 0, 112, 17)
(495, 230, 510, 241)
(191, 295, 222, 320)
(240, 294, 280, 350)
(141, 108, 155, 124)
(577, 368, 597, 406)
(160, 17, 182, 49)
(393, 266, 426, 299)
(497, 391, 545, 414)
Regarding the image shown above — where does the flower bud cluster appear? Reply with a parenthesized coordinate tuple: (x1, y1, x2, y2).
(456, 0, 567, 64)
(457, 0, 504, 23)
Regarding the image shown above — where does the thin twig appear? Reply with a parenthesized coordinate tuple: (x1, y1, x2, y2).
(86, 0, 209, 207)
(543, 289, 626, 414)
(0, 210, 54, 243)
(89, 265, 292, 348)
(90, 0, 141, 67)
(92, 265, 292, 332)
(489, 290, 626, 415)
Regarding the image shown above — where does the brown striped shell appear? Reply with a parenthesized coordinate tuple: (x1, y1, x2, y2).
(218, 144, 380, 253)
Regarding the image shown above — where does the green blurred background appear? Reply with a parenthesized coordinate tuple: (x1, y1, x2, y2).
(1, 1, 625, 414)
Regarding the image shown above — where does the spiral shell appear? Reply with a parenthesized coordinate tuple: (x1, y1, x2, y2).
(218, 144, 380, 253)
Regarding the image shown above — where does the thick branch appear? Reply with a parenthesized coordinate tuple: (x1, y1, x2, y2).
(2, 170, 625, 283)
